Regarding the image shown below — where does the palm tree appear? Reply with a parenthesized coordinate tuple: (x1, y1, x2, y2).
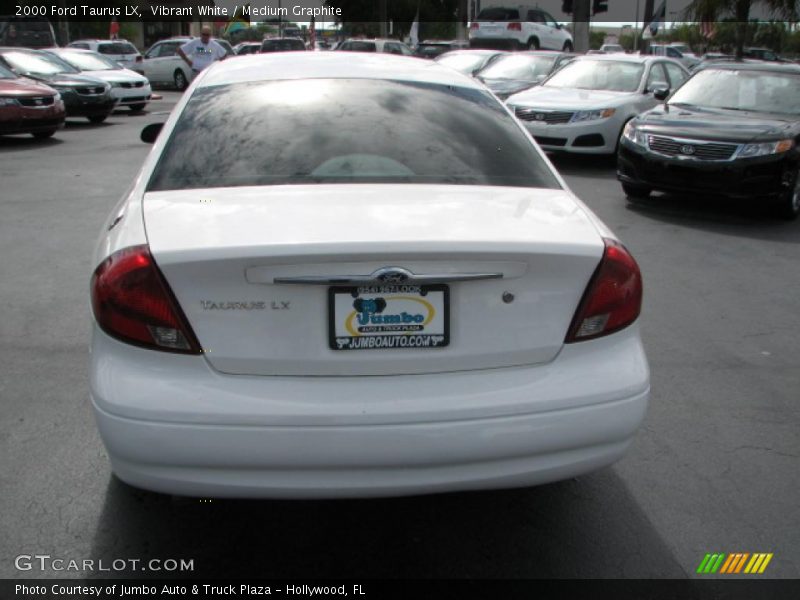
(684, 0, 798, 58)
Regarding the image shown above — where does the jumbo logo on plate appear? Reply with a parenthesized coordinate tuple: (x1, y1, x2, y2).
(330, 285, 449, 351)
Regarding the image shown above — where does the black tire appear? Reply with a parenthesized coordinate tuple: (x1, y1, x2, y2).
(129, 103, 146, 113)
(527, 37, 540, 51)
(32, 129, 56, 139)
(622, 183, 651, 200)
(87, 115, 107, 124)
(774, 173, 800, 220)
(563, 41, 574, 52)
(174, 69, 188, 91)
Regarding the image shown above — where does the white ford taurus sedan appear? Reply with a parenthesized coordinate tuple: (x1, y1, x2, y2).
(90, 53, 649, 498)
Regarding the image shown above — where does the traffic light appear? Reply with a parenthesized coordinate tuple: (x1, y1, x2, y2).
(593, 0, 609, 15)
(562, 0, 573, 14)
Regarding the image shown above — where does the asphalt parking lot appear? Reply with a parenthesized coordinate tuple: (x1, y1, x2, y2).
(1, 92, 798, 579)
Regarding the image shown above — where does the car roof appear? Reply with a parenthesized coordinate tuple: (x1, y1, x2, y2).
(438, 49, 507, 56)
(199, 52, 483, 90)
(574, 54, 662, 64)
(701, 61, 800, 74)
(342, 38, 404, 43)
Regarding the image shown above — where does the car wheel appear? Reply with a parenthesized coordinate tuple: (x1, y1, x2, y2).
(775, 173, 800, 220)
(88, 115, 107, 124)
(527, 38, 540, 51)
(32, 129, 56, 139)
(622, 183, 651, 200)
(129, 103, 147, 113)
(174, 69, 188, 91)
(563, 41, 574, 52)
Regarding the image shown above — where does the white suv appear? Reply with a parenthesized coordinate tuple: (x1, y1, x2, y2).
(469, 6, 573, 51)
(66, 39, 141, 71)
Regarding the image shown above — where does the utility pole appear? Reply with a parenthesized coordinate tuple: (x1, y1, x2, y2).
(457, 0, 468, 41)
(643, 0, 655, 28)
(572, 0, 590, 53)
(379, 0, 388, 37)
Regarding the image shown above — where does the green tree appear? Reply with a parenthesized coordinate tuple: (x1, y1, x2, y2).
(684, 0, 799, 58)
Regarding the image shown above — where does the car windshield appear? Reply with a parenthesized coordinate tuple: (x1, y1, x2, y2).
(670, 69, 800, 115)
(436, 52, 492, 74)
(479, 54, 557, 81)
(55, 51, 119, 71)
(148, 78, 560, 192)
(544, 59, 644, 92)
(0, 50, 78, 75)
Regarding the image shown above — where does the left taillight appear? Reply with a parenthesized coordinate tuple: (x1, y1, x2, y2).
(565, 238, 643, 343)
(91, 245, 201, 354)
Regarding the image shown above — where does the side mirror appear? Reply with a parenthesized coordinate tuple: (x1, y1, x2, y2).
(653, 87, 670, 101)
(140, 122, 164, 144)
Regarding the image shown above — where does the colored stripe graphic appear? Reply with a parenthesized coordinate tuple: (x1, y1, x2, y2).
(697, 554, 712, 574)
(719, 554, 735, 574)
(759, 554, 773, 573)
(734, 553, 749, 573)
(745, 554, 760, 574)
(711, 554, 726, 573)
(699, 552, 773, 575)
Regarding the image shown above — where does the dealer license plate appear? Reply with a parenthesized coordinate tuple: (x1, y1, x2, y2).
(329, 285, 449, 351)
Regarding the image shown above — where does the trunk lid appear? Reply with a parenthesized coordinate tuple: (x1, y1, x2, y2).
(143, 185, 604, 376)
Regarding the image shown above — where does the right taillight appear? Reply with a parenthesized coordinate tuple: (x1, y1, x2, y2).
(566, 238, 643, 343)
(507, 22, 522, 31)
(91, 245, 201, 354)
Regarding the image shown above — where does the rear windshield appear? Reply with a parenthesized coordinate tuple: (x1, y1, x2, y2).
(98, 42, 138, 55)
(261, 39, 305, 52)
(147, 78, 559, 192)
(477, 8, 520, 20)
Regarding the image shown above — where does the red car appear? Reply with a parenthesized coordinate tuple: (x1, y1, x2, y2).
(0, 61, 65, 138)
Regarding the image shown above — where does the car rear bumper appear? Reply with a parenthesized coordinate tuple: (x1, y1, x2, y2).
(618, 139, 799, 198)
(90, 325, 649, 498)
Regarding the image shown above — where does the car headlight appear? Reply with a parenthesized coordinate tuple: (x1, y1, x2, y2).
(570, 108, 616, 123)
(736, 139, 794, 158)
(622, 121, 648, 147)
(0, 97, 19, 106)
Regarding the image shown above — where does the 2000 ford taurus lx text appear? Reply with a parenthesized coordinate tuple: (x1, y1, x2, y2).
(89, 53, 649, 498)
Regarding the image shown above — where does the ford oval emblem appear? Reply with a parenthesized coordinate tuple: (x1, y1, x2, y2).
(372, 267, 413, 284)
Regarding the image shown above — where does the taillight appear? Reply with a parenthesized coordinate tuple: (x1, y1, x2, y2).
(91, 245, 201, 354)
(566, 238, 643, 343)
(135, 55, 143, 63)
(507, 22, 522, 31)
(470, 22, 479, 30)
